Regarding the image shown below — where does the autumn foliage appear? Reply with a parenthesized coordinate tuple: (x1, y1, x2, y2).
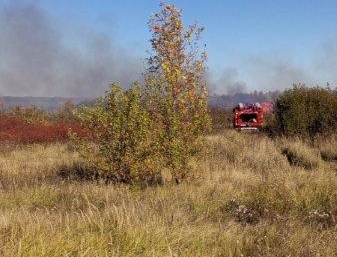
(0, 106, 87, 144)
(74, 3, 210, 184)
(144, 3, 210, 179)
(73, 84, 163, 185)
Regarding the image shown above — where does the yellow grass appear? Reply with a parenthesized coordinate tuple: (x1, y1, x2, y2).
(0, 130, 337, 256)
(315, 135, 337, 162)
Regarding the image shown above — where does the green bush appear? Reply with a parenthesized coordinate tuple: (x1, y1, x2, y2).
(274, 85, 337, 138)
(74, 84, 163, 185)
(143, 77, 210, 182)
(72, 3, 210, 185)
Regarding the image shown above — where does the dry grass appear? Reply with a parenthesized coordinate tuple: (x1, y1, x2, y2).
(279, 138, 322, 170)
(315, 135, 337, 162)
(0, 131, 337, 256)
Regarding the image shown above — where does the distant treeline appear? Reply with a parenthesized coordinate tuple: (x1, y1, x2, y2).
(0, 96, 93, 111)
(1, 91, 280, 111)
(209, 91, 280, 109)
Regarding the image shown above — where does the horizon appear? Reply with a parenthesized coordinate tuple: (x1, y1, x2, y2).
(1, 0, 337, 97)
(1, 89, 283, 99)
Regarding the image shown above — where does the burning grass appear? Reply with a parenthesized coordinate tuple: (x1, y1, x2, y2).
(0, 130, 337, 256)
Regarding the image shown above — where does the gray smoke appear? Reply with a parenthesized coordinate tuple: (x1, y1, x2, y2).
(0, 2, 143, 97)
(314, 42, 337, 85)
(210, 58, 310, 95)
(2, 2, 336, 98)
(210, 46, 337, 95)
(208, 67, 247, 95)
(245, 55, 310, 91)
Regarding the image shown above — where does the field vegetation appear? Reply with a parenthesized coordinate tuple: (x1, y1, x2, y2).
(0, 104, 87, 144)
(1, 3, 337, 257)
(1, 130, 337, 256)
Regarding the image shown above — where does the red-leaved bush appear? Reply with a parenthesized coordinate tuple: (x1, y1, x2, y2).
(0, 115, 88, 144)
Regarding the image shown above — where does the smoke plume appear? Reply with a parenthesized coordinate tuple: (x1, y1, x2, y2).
(0, 2, 143, 97)
(208, 68, 247, 95)
(1, 2, 336, 98)
(209, 46, 337, 95)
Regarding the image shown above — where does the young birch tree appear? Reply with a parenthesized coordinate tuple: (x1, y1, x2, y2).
(145, 3, 210, 181)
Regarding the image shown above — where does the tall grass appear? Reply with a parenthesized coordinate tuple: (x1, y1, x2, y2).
(0, 130, 337, 256)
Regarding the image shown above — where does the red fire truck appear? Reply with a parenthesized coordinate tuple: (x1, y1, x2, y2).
(233, 102, 271, 131)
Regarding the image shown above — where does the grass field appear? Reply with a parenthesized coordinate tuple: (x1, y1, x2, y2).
(0, 130, 337, 256)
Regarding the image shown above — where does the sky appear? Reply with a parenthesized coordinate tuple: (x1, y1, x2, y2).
(0, 0, 337, 97)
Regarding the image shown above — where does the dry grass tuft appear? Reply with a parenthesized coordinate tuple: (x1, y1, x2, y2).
(315, 135, 337, 162)
(280, 139, 322, 170)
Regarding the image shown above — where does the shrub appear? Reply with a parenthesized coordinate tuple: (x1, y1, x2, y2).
(74, 84, 163, 185)
(55, 101, 78, 124)
(209, 107, 232, 131)
(274, 84, 337, 138)
(9, 105, 50, 124)
(74, 3, 210, 185)
(0, 114, 87, 144)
